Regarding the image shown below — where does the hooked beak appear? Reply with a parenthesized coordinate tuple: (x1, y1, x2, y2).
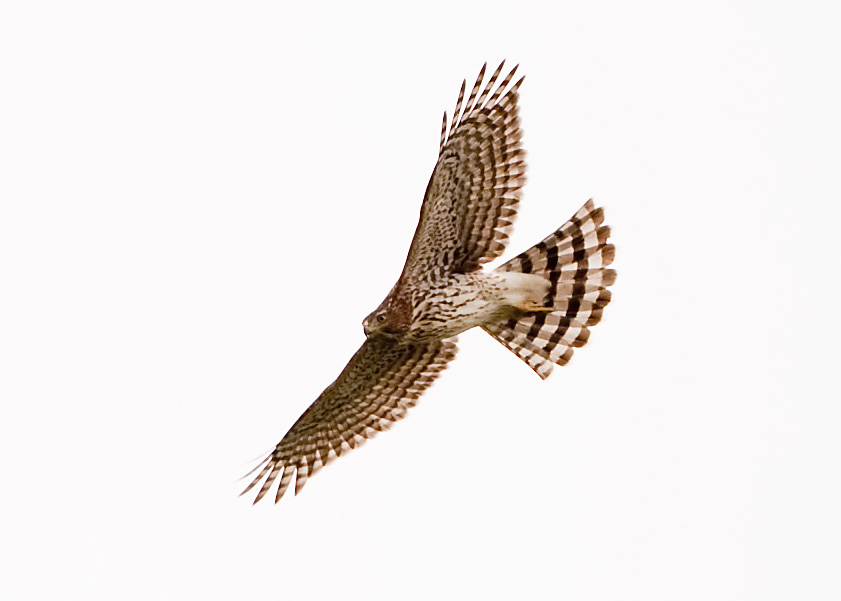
(362, 320, 371, 337)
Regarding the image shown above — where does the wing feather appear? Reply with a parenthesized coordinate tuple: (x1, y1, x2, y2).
(241, 336, 458, 503)
(401, 61, 526, 283)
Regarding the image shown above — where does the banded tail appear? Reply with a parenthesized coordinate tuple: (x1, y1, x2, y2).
(483, 199, 616, 379)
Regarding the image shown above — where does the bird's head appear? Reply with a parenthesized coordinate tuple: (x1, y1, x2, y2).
(363, 289, 412, 338)
(362, 308, 390, 337)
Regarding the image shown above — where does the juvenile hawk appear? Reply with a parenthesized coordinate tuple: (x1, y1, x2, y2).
(242, 62, 616, 503)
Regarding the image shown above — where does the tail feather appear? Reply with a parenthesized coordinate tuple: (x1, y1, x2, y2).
(483, 199, 616, 379)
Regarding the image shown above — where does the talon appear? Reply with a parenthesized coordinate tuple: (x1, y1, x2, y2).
(517, 300, 554, 313)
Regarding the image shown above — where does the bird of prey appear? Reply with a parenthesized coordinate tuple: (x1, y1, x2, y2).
(242, 62, 616, 504)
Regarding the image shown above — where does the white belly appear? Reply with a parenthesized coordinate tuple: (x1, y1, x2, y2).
(408, 271, 549, 340)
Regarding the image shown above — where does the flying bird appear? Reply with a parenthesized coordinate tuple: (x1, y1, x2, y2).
(242, 62, 616, 503)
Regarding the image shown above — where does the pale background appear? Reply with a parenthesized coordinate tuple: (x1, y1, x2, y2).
(1, 1, 839, 599)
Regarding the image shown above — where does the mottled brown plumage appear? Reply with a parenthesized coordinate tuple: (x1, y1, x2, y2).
(242, 62, 616, 503)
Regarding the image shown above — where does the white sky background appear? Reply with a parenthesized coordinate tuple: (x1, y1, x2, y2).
(1, 1, 839, 599)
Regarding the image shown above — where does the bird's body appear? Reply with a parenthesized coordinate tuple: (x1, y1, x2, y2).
(367, 271, 550, 341)
(242, 62, 616, 503)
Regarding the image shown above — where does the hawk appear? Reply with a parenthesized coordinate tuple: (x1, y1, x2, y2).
(242, 62, 616, 503)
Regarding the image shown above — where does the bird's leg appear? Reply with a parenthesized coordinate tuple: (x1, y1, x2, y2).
(513, 299, 554, 313)
(497, 272, 554, 314)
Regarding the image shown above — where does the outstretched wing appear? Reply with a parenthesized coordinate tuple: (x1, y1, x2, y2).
(241, 336, 458, 503)
(400, 62, 526, 283)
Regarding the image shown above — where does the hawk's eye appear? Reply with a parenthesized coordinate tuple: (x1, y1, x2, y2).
(376, 314, 387, 323)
